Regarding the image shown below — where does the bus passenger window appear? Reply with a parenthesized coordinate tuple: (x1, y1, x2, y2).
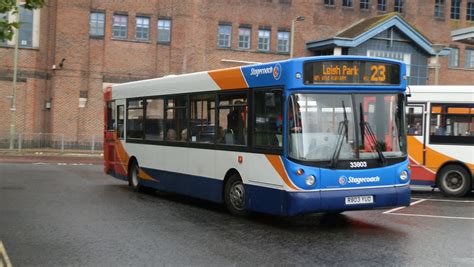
(145, 98, 164, 141)
(217, 93, 247, 146)
(127, 100, 144, 140)
(406, 105, 423, 136)
(253, 89, 283, 148)
(190, 94, 215, 143)
(165, 96, 187, 142)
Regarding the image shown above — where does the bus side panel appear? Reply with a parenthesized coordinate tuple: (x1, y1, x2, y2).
(407, 136, 436, 185)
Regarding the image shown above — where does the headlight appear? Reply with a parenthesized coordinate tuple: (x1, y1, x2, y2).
(305, 175, 316, 186)
(400, 170, 409, 181)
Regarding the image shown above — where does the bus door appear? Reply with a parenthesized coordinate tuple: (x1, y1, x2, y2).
(406, 103, 432, 183)
(104, 100, 116, 174)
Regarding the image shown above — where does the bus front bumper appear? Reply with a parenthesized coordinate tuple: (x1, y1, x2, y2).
(285, 185, 411, 216)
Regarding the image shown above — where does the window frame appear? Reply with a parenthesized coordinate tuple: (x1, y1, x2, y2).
(157, 18, 172, 43)
(377, 0, 387, 11)
(258, 29, 271, 52)
(217, 24, 232, 48)
(435, 0, 445, 19)
(394, 0, 404, 13)
(406, 104, 425, 137)
(360, 0, 370, 10)
(448, 47, 459, 67)
(90, 11, 105, 37)
(238, 27, 251, 50)
(450, 0, 461, 20)
(342, 0, 353, 8)
(324, 0, 335, 6)
(135, 16, 150, 41)
(277, 31, 290, 53)
(112, 14, 128, 39)
(467, 2, 474, 21)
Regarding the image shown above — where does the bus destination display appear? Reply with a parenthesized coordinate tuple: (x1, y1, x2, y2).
(304, 60, 401, 85)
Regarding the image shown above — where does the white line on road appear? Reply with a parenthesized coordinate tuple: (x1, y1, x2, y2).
(385, 212, 474, 220)
(383, 198, 427, 214)
(0, 241, 13, 267)
(411, 197, 474, 203)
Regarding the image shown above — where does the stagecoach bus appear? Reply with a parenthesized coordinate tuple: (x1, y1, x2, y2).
(103, 56, 410, 216)
(407, 86, 474, 197)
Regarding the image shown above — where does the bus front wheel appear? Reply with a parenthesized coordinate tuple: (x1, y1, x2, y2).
(224, 174, 248, 217)
(128, 161, 142, 191)
(437, 165, 471, 197)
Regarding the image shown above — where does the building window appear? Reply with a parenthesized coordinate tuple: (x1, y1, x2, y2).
(18, 6, 33, 47)
(435, 0, 445, 18)
(342, 0, 353, 7)
(217, 93, 248, 146)
(465, 49, 474, 68)
(324, 0, 335, 5)
(394, 0, 404, 12)
(157, 19, 171, 43)
(377, 0, 386, 11)
(448, 48, 459, 67)
(277, 31, 290, 53)
(467, 2, 474, 21)
(238, 27, 251, 50)
(253, 89, 283, 148)
(360, 0, 370, 9)
(450, 0, 461, 19)
(112, 14, 128, 39)
(90, 12, 105, 37)
(135, 17, 150, 40)
(258, 29, 270, 51)
(217, 24, 232, 48)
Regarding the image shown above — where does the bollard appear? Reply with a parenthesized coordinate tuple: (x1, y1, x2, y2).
(91, 134, 96, 153)
(18, 133, 22, 151)
(61, 134, 64, 153)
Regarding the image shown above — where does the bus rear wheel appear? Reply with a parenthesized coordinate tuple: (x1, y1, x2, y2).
(128, 161, 142, 191)
(224, 174, 248, 217)
(437, 165, 471, 197)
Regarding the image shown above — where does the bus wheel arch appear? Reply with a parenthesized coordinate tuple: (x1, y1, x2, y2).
(436, 162, 472, 197)
(127, 156, 141, 191)
(223, 169, 248, 216)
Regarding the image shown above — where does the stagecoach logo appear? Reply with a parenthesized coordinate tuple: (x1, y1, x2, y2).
(249, 63, 282, 80)
(339, 175, 381, 185)
(339, 176, 347, 185)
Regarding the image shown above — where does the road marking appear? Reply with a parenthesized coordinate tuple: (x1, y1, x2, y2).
(383, 198, 427, 214)
(0, 241, 13, 267)
(411, 197, 474, 203)
(385, 212, 474, 220)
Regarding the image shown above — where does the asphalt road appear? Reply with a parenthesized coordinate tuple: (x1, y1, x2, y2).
(1, 162, 473, 266)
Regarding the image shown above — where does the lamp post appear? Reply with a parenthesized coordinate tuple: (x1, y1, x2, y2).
(432, 44, 446, 85)
(9, 2, 20, 150)
(290, 16, 305, 58)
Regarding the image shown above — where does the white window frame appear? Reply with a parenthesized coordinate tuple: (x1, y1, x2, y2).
(258, 29, 270, 51)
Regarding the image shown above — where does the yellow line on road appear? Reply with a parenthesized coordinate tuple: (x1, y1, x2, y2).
(0, 241, 12, 267)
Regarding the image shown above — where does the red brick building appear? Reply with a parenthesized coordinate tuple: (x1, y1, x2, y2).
(1, 0, 473, 142)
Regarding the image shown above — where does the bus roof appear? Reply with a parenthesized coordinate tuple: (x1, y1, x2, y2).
(111, 56, 406, 100)
(408, 86, 474, 103)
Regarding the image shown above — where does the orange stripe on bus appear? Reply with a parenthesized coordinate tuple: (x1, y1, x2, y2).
(408, 136, 474, 172)
(208, 68, 248, 90)
(265, 154, 299, 191)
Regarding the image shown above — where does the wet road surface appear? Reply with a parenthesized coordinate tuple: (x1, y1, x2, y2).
(1, 163, 473, 266)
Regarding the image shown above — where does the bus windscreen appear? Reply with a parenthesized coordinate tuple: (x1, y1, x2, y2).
(304, 60, 401, 85)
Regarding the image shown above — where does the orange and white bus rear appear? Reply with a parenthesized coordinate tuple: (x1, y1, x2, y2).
(407, 86, 474, 197)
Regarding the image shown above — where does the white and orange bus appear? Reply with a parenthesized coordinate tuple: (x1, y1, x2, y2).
(407, 86, 474, 196)
(104, 56, 411, 216)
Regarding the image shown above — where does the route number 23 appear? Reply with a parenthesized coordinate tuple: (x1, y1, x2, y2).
(370, 65, 386, 82)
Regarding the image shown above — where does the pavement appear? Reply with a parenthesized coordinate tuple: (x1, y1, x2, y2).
(0, 149, 103, 165)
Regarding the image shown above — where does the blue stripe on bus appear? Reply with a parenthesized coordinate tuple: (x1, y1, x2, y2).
(111, 167, 412, 216)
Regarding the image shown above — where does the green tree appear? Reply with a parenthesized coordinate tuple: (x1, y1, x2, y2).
(0, 0, 45, 41)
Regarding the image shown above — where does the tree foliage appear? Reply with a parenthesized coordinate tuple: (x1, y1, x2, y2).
(0, 0, 45, 41)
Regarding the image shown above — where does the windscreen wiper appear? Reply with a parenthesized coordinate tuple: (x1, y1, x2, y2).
(363, 121, 387, 166)
(329, 101, 349, 168)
